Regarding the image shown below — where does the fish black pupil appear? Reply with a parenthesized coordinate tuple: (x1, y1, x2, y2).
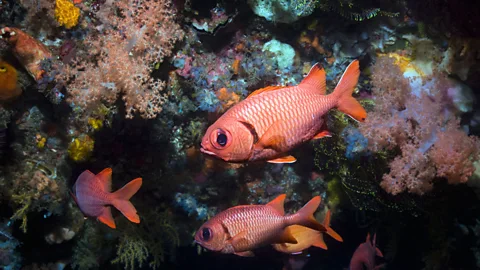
(202, 228, 211, 240)
(217, 133, 227, 146)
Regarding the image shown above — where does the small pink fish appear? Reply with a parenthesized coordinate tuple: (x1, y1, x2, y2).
(349, 233, 385, 270)
(194, 194, 326, 257)
(72, 168, 142, 229)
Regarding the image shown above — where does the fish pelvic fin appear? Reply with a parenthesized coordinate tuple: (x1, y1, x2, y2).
(112, 177, 142, 223)
(332, 60, 367, 122)
(288, 196, 326, 232)
(299, 63, 326, 94)
(267, 155, 297, 163)
(324, 210, 343, 242)
(98, 206, 116, 229)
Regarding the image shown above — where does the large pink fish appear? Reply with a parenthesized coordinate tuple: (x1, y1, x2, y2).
(200, 60, 366, 163)
(73, 168, 142, 229)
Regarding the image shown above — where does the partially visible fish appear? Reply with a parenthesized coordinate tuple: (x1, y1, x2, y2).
(273, 210, 343, 254)
(349, 233, 385, 270)
(194, 194, 326, 257)
(72, 168, 142, 229)
(0, 60, 22, 101)
(200, 60, 366, 163)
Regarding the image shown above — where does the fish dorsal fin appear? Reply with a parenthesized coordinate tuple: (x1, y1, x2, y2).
(267, 194, 286, 215)
(247, 85, 284, 98)
(276, 226, 298, 244)
(96, 168, 113, 192)
(299, 63, 326, 94)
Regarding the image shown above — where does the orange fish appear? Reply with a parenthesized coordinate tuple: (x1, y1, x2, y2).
(72, 168, 142, 229)
(200, 60, 366, 163)
(350, 233, 385, 270)
(194, 194, 326, 257)
(272, 209, 343, 254)
(0, 60, 22, 101)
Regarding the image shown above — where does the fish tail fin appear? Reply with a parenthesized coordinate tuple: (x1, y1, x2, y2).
(112, 178, 142, 223)
(288, 196, 326, 232)
(323, 210, 343, 242)
(332, 60, 367, 122)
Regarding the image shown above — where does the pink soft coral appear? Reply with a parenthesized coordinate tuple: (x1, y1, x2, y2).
(360, 55, 480, 195)
(61, 0, 184, 120)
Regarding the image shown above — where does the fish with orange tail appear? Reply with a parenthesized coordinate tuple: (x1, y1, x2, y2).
(72, 168, 142, 229)
(349, 233, 385, 270)
(194, 194, 326, 257)
(200, 60, 366, 163)
(273, 209, 343, 254)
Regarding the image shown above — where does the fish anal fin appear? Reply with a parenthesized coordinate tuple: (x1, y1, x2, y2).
(313, 120, 331, 140)
(300, 63, 326, 94)
(267, 194, 286, 215)
(276, 227, 298, 244)
(234, 251, 255, 257)
(376, 247, 384, 257)
(247, 86, 284, 98)
(267, 155, 297, 164)
(313, 130, 331, 140)
(312, 234, 328, 250)
(96, 168, 113, 192)
(98, 206, 116, 229)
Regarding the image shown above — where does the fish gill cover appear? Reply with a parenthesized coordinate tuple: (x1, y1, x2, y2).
(0, 0, 479, 269)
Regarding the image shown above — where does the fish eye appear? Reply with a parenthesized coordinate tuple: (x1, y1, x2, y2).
(210, 128, 232, 149)
(0, 66, 6, 73)
(217, 132, 227, 146)
(202, 227, 213, 241)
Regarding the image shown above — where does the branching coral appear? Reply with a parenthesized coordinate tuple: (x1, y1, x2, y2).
(112, 209, 179, 270)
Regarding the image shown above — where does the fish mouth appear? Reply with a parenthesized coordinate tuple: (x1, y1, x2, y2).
(200, 144, 216, 156)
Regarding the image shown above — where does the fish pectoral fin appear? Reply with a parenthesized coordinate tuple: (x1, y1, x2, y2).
(234, 251, 255, 257)
(98, 206, 116, 229)
(267, 155, 297, 164)
(255, 119, 287, 151)
(275, 227, 298, 244)
(228, 230, 249, 248)
(247, 85, 284, 98)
